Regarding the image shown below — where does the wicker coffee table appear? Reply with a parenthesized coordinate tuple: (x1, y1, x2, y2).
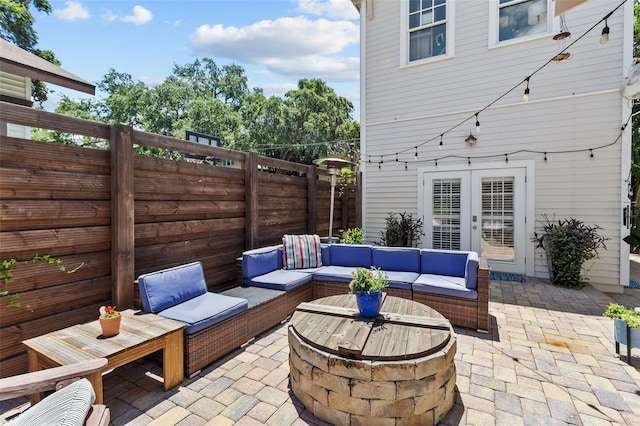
(22, 309, 185, 404)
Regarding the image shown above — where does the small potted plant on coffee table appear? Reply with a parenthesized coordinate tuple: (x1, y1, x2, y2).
(99, 305, 121, 337)
(349, 267, 388, 317)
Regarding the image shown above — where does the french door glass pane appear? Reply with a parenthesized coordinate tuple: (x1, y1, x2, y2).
(481, 177, 514, 261)
(432, 178, 461, 250)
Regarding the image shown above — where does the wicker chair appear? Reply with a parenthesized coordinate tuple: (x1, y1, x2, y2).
(0, 358, 110, 426)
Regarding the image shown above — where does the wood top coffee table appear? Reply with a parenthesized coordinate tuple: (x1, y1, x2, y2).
(22, 309, 185, 404)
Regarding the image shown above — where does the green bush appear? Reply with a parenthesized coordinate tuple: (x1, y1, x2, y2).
(340, 227, 366, 244)
(379, 212, 424, 247)
(532, 215, 607, 288)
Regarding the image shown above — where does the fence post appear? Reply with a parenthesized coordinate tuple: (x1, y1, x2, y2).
(356, 172, 362, 228)
(245, 151, 258, 249)
(111, 124, 135, 309)
(307, 166, 317, 234)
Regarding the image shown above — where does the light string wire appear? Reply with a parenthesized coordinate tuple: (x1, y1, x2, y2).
(366, 0, 628, 165)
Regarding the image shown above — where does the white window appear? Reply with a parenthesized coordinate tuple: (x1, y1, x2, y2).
(497, 0, 548, 42)
(404, 0, 453, 65)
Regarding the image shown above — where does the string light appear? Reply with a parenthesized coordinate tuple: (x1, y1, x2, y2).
(395, 153, 399, 164)
(378, 162, 381, 169)
(439, 134, 443, 150)
(368, 156, 371, 164)
(523, 77, 530, 101)
(380, 156, 384, 164)
(600, 19, 610, 44)
(475, 113, 481, 133)
(590, 149, 594, 158)
(468, 157, 471, 166)
(505, 154, 509, 163)
(544, 152, 547, 162)
(414, 147, 418, 159)
(404, 161, 408, 170)
(435, 159, 438, 167)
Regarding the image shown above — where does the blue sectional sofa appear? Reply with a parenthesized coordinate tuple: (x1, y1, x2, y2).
(133, 241, 488, 377)
(240, 243, 489, 331)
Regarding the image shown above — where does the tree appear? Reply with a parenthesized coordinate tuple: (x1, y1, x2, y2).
(0, 0, 59, 104)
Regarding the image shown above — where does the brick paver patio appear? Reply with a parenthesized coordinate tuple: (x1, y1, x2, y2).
(2, 277, 640, 425)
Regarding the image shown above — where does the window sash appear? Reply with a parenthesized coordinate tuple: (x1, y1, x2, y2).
(498, 0, 548, 42)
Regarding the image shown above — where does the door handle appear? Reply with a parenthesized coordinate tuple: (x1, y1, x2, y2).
(472, 225, 477, 229)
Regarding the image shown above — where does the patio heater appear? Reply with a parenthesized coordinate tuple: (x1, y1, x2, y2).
(313, 157, 352, 243)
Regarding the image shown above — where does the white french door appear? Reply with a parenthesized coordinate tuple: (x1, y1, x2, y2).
(423, 167, 527, 275)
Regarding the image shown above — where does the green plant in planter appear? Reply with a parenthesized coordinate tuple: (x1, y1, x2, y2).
(348, 267, 388, 293)
(379, 212, 425, 247)
(340, 227, 366, 245)
(604, 303, 640, 328)
(532, 215, 608, 288)
(1, 255, 83, 309)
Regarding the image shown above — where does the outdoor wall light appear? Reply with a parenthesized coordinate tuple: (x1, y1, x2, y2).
(465, 133, 477, 146)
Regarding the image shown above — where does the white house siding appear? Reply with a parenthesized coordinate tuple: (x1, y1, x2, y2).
(0, 70, 31, 138)
(360, 0, 632, 292)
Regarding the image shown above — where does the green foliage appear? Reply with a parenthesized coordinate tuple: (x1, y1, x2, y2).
(340, 227, 366, 245)
(348, 267, 388, 293)
(532, 215, 608, 288)
(1, 255, 83, 309)
(379, 212, 425, 247)
(603, 303, 640, 328)
(54, 60, 360, 164)
(0, 0, 58, 104)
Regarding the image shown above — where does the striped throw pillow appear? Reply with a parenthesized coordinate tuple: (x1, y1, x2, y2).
(282, 234, 322, 269)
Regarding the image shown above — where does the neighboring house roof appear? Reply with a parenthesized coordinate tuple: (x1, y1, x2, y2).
(0, 37, 95, 95)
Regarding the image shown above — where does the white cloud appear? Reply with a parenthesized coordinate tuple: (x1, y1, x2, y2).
(258, 82, 299, 97)
(263, 55, 359, 81)
(297, 0, 359, 20)
(190, 16, 358, 62)
(53, 1, 90, 21)
(121, 5, 153, 25)
(138, 75, 164, 86)
(166, 20, 181, 29)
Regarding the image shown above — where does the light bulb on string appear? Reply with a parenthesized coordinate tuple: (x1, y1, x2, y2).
(590, 149, 594, 158)
(414, 147, 418, 159)
(468, 157, 471, 166)
(435, 159, 438, 167)
(523, 77, 530, 102)
(439, 134, 443, 150)
(368, 156, 371, 164)
(544, 152, 547, 162)
(600, 19, 609, 44)
(404, 162, 408, 171)
(475, 113, 481, 133)
(378, 162, 381, 169)
(505, 154, 509, 163)
(395, 153, 398, 164)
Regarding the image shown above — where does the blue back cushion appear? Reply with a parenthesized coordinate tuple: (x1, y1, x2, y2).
(321, 244, 331, 265)
(242, 245, 281, 279)
(420, 250, 469, 278)
(465, 251, 479, 290)
(329, 244, 372, 267)
(138, 262, 207, 313)
(372, 247, 420, 272)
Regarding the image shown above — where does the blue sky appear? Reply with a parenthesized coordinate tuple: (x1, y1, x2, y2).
(36, 0, 361, 117)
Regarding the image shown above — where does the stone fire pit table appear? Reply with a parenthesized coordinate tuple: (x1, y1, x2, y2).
(288, 294, 456, 426)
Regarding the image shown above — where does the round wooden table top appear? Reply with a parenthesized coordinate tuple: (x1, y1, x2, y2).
(290, 293, 452, 361)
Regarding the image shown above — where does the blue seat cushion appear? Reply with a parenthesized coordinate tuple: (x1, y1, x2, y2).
(413, 274, 478, 300)
(329, 244, 372, 267)
(384, 270, 419, 290)
(242, 245, 282, 279)
(137, 262, 207, 313)
(158, 292, 248, 335)
(245, 269, 313, 291)
(420, 250, 469, 278)
(312, 265, 359, 283)
(372, 247, 421, 273)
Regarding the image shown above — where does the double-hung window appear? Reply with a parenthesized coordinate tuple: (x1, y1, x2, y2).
(408, 0, 448, 62)
(497, 0, 548, 43)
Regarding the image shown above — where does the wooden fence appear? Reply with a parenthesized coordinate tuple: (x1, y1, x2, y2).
(0, 101, 360, 377)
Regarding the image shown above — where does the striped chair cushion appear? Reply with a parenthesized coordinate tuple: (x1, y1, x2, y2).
(282, 234, 322, 269)
(8, 378, 95, 426)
